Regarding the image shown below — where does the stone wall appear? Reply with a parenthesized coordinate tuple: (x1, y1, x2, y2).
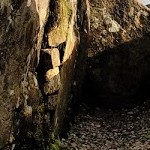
(0, 1, 40, 148)
(0, 0, 89, 149)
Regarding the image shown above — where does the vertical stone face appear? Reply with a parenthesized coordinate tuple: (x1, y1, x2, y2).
(53, 0, 90, 135)
(0, 0, 40, 148)
(47, 0, 70, 47)
(0, 0, 90, 149)
(36, 0, 90, 136)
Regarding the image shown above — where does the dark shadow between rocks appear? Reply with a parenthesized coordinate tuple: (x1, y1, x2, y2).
(83, 32, 150, 109)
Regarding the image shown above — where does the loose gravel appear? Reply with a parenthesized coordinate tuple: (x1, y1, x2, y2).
(62, 101, 150, 150)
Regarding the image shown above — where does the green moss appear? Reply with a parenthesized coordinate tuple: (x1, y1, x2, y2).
(46, 133, 65, 150)
(0, 0, 10, 10)
(144, 131, 150, 139)
(48, 0, 73, 46)
(62, 0, 72, 18)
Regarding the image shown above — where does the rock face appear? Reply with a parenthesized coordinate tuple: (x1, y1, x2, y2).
(86, 0, 150, 107)
(0, 0, 89, 149)
(0, 1, 40, 148)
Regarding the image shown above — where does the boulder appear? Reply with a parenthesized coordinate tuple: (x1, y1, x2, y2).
(86, 0, 150, 107)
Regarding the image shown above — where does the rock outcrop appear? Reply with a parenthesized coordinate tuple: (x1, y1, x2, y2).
(0, 1, 40, 148)
(0, 0, 89, 149)
(86, 0, 150, 107)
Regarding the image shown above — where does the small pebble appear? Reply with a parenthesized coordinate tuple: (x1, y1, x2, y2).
(63, 100, 150, 150)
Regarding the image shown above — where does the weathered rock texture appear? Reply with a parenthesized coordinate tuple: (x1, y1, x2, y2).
(0, 1, 40, 149)
(0, 0, 89, 149)
(86, 0, 150, 107)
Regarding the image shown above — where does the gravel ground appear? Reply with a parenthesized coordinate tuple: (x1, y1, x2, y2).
(62, 101, 150, 150)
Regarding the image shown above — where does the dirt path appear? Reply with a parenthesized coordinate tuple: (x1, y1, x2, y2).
(63, 101, 150, 150)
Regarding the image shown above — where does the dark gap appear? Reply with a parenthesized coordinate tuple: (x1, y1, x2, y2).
(57, 42, 66, 63)
(36, 51, 50, 96)
(82, 34, 150, 110)
(45, 0, 59, 31)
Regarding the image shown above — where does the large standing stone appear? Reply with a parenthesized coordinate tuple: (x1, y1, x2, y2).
(0, 0, 90, 149)
(0, 0, 41, 148)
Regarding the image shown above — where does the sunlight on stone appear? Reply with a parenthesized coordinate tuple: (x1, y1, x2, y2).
(0, 0, 10, 10)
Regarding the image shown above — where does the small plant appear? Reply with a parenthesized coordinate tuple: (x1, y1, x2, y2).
(46, 133, 65, 150)
(144, 131, 150, 139)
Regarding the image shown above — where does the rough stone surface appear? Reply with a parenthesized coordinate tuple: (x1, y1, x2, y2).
(85, 0, 150, 106)
(0, 0, 41, 148)
(0, 0, 89, 149)
(48, 95, 58, 110)
(52, 0, 90, 136)
(51, 48, 61, 68)
(44, 68, 60, 95)
(47, 0, 70, 47)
